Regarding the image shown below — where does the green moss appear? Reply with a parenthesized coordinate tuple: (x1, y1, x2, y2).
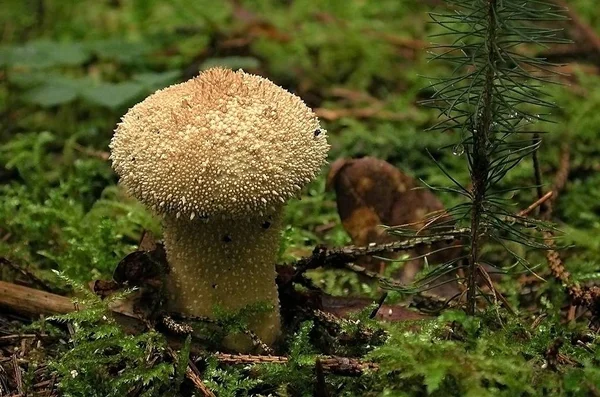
(1, 0, 600, 395)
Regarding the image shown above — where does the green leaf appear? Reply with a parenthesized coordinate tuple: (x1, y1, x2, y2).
(23, 83, 78, 107)
(45, 42, 90, 66)
(7, 71, 49, 88)
(133, 70, 181, 91)
(3, 40, 89, 69)
(80, 82, 144, 109)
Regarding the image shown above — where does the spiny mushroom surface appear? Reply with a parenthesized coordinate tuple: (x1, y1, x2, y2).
(110, 67, 328, 220)
(110, 68, 329, 351)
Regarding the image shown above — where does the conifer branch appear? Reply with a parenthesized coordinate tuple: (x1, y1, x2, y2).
(411, 0, 568, 313)
(467, 0, 498, 315)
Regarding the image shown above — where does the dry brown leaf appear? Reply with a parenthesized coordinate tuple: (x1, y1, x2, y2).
(327, 157, 461, 296)
(320, 294, 428, 321)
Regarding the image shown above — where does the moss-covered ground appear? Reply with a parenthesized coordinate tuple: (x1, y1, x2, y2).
(1, 1, 599, 395)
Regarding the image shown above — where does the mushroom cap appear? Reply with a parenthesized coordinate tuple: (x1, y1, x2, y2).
(109, 68, 329, 219)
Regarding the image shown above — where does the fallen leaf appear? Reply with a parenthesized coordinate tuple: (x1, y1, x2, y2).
(103, 231, 169, 317)
(320, 294, 429, 321)
(327, 157, 461, 297)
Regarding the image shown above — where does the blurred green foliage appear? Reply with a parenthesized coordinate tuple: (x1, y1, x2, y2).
(1, 0, 600, 395)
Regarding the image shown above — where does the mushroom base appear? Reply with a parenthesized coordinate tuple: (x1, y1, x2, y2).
(162, 213, 283, 352)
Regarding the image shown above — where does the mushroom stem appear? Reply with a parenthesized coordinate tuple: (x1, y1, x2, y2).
(162, 212, 283, 351)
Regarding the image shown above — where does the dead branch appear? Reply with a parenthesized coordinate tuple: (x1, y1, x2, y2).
(211, 353, 378, 376)
(0, 280, 146, 335)
(0, 258, 54, 293)
(289, 232, 467, 277)
(0, 280, 79, 316)
(213, 353, 288, 365)
(186, 359, 216, 397)
(538, 144, 600, 313)
(167, 347, 216, 397)
(289, 188, 555, 281)
(319, 356, 379, 376)
(163, 313, 274, 355)
(517, 191, 553, 217)
(314, 106, 417, 122)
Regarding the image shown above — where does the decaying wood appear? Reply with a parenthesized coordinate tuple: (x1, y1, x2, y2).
(315, 358, 330, 397)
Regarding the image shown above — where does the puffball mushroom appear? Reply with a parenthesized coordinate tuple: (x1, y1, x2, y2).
(109, 68, 329, 350)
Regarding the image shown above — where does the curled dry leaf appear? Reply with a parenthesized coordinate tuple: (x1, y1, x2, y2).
(112, 231, 168, 287)
(327, 157, 462, 297)
(90, 231, 168, 317)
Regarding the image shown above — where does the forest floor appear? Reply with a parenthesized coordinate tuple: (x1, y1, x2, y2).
(1, 1, 600, 396)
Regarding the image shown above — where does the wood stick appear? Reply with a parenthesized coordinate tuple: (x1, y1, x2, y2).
(0, 280, 146, 334)
(0, 281, 77, 316)
(0, 280, 380, 376)
(517, 191, 553, 217)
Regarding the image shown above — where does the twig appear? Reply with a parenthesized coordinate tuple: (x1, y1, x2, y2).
(532, 133, 545, 214)
(283, 191, 552, 310)
(164, 313, 274, 355)
(167, 347, 215, 397)
(369, 293, 388, 319)
(213, 353, 288, 365)
(71, 143, 110, 161)
(0, 257, 54, 292)
(517, 191, 553, 217)
(552, 142, 571, 195)
(314, 106, 416, 122)
(344, 263, 406, 289)
(186, 359, 216, 397)
(477, 266, 515, 315)
(318, 356, 379, 376)
(291, 231, 467, 277)
(244, 329, 274, 355)
(315, 359, 330, 397)
(538, 145, 600, 313)
(161, 315, 193, 335)
(12, 355, 23, 395)
(211, 353, 378, 376)
(554, 0, 600, 53)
